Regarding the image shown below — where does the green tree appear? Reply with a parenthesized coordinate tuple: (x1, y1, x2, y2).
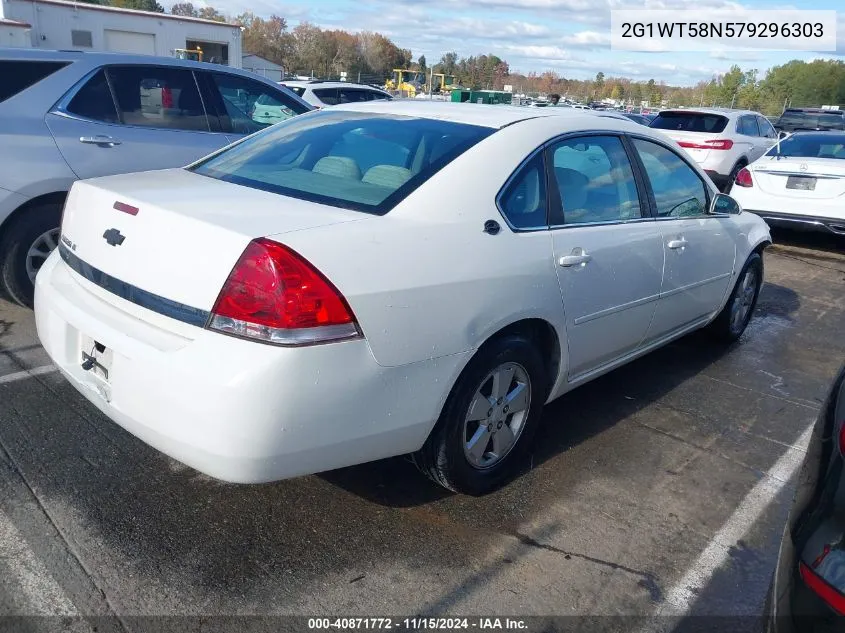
(417, 55, 426, 74)
(198, 6, 226, 21)
(171, 2, 198, 16)
(110, 0, 164, 12)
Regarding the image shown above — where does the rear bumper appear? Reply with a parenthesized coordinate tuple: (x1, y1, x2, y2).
(34, 252, 462, 483)
(745, 210, 845, 236)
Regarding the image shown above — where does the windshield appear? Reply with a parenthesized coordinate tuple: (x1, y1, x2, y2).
(649, 112, 729, 133)
(191, 110, 493, 214)
(777, 111, 845, 130)
(766, 133, 845, 159)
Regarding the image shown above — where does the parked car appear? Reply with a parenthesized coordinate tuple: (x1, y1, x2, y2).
(280, 80, 392, 108)
(769, 363, 845, 632)
(730, 131, 845, 235)
(773, 108, 845, 134)
(34, 102, 771, 495)
(649, 108, 778, 191)
(0, 48, 312, 307)
(622, 113, 654, 126)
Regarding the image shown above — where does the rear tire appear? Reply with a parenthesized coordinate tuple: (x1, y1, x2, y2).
(0, 203, 62, 308)
(708, 252, 763, 343)
(413, 334, 548, 495)
(724, 160, 747, 193)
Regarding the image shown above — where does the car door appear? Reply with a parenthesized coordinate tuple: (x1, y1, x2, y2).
(545, 134, 664, 379)
(630, 137, 736, 342)
(46, 65, 229, 180)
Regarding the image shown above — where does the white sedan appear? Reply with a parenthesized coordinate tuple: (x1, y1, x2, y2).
(34, 102, 772, 495)
(730, 131, 845, 235)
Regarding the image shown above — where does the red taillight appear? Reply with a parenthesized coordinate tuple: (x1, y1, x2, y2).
(839, 422, 845, 456)
(161, 87, 173, 109)
(734, 167, 753, 188)
(209, 238, 359, 345)
(678, 139, 734, 150)
(799, 561, 845, 615)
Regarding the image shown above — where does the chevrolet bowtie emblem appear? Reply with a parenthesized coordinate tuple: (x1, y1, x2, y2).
(102, 228, 125, 247)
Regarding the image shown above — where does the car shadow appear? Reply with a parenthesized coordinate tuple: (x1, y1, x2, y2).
(321, 281, 802, 508)
(770, 227, 844, 261)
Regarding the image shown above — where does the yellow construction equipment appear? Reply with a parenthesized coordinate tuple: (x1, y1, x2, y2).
(428, 73, 457, 94)
(385, 69, 425, 98)
(173, 47, 203, 62)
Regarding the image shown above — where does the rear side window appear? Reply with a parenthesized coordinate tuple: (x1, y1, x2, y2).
(313, 88, 340, 105)
(66, 69, 119, 123)
(0, 60, 68, 103)
(285, 85, 305, 96)
(550, 136, 642, 225)
(498, 154, 547, 229)
(737, 116, 759, 136)
(191, 110, 493, 214)
(650, 112, 728, 134)
(107, 66, 208, 132)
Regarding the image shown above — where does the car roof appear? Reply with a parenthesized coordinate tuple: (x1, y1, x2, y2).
(283, 80, 388, 92)
(657, 107, 760, 119)
(0, 46, 257, 74)
(327, 100, 638, 129)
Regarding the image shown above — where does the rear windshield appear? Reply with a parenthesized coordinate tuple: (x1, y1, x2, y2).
(767, 133, 845, 159)
(190, 110, 493, 214)
(776, 111, 845, 130)
(649, 111, 729, 133)
(0, 60, 69, 103)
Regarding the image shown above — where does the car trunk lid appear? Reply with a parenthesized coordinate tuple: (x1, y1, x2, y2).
(750, 157, 845, 200)
(59, 168, 367, 319)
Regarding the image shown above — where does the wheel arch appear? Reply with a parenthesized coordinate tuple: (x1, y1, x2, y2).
(0, 191, 68, 245)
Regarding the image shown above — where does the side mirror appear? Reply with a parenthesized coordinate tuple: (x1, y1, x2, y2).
(778, 130, 789, 139)
(711, 192, 742, 215)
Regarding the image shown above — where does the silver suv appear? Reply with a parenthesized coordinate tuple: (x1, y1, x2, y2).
(0, 48, 311, 306)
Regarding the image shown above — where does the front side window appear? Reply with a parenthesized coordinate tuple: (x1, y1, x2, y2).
(191, 111, 493, 214)
(550, 136, 642, 225)
(107, 66, 208, 132)
(339, 89, 370, 103)
(757, 116, 777, 138)
(66, 69, 119, 123)
(498, 154, 547, 230)
(0, 60, 68, 103)
(633, 139, 708, 218)
(210, 73, 307, 135)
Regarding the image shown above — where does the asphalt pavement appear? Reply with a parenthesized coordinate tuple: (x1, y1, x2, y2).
(0, 229, 843, 633)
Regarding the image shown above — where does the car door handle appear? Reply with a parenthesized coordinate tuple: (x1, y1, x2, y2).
(558, 253, 592, 267)
(79, 135, 122, 146)
(667, 238, 688, 249)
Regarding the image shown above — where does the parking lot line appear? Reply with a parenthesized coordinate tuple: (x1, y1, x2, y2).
(645, 422, 814, 626)
(0, 508, 79, 616)
(0, 364, 58, 385)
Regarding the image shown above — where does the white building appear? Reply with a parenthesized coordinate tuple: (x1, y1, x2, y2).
(0, 0, 242, 66)
(242, 53, 283, 82)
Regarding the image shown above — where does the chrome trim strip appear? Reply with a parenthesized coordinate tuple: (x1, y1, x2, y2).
(754, 170, 841, 179)
(58, 243, 210, 327)
(659, 272, 733, 299)
(572, 293, 660, 325)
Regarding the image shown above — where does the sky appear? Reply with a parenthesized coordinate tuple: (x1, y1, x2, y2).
(175, 0, 844, 86)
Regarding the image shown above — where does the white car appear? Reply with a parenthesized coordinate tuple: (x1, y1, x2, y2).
(34, 102, 771, 495)
(650, 108, 778, 191)
(730, 131, 845, 235)
(280, 80, 392, 108)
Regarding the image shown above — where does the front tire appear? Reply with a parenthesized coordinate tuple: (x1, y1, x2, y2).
(413, 334, 548, 495)
(709, 252, 763, 342)
(0, 203, 62, 308)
